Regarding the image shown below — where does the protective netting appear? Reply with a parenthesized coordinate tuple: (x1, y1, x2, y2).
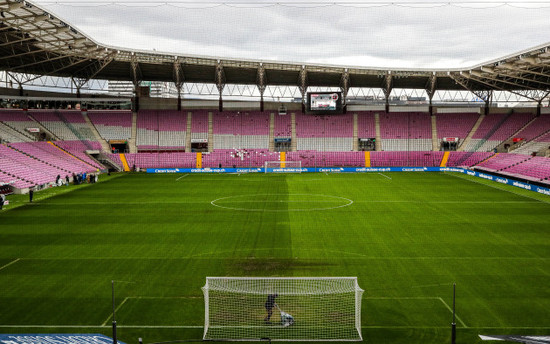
(203, 277, 364, 341)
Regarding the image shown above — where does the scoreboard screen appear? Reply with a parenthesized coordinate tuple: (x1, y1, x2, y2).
(307, 92, 343, 114)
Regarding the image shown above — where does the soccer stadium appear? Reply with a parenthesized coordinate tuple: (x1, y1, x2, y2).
(0, 0, 549, 344)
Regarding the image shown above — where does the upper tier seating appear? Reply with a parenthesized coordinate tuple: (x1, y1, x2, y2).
(513, 132, 550, 156)
(213, 112, 269, 149)
(87, 110, 132, 141)
(274, 113, 291, 137)
(295, 113, 353, 151)
(379, 112, 432, 151)
(191, 110, 209, 141)
(511, 114, 550, 155)
(436, 113, 479, 145)
(137, 110, 187, 150)
(0, 109, 36, 142)
(356, 112, 376, 139)
(463, 113, 534, 152)
(28, 110, 95, 141)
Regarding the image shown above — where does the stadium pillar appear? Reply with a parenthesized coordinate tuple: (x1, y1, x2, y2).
(260, 95, 264, 112)
(537, 102, 541, 117)
(133, 95, 140, 112)
(299, 66, 307, 114)
(427, 73, 436, 117)
(257, 64, 266, 113)
(173, 59, 185, 112)
(383, 72, 392, 113)
(18, 84, 23, 97)
(340, 69, 349, 114)
(216, 61, 225, 112)
(484, 91, 492, 116)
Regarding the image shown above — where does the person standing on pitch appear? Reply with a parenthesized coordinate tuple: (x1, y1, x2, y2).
(264, 293, 278, 324)
(29, 187, 34, 203)
(0, 193, 5, 210)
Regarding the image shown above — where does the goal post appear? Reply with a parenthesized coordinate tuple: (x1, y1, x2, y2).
(264, 161, 302, 173)
(202, 277, 364, 341)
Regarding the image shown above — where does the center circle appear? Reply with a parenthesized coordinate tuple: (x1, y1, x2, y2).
(210, 194, 353, 212)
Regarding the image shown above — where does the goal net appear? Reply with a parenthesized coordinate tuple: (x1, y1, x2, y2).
(202, 277, 364, 341)
(264, 161, 302, 173)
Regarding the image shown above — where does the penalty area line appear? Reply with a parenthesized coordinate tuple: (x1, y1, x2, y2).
(0, 258, 20, 272)
(101, 297, 129, 326)
(438, 297, 468, 328)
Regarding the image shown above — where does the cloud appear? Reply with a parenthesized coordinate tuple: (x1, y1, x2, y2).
(32, 1, 550, 68)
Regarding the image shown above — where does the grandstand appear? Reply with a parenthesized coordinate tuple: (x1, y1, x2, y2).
(2, 106, 550, 189)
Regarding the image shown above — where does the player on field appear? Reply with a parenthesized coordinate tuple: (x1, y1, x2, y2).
(264, 293, 278, 324)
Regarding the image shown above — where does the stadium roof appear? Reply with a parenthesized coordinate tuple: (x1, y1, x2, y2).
(0, 0, 549, 99)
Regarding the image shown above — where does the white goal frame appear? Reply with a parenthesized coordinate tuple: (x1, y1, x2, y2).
(202, 276, 364, 342)
(264, 160, 302, 173)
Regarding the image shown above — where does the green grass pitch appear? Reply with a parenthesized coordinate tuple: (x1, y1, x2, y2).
(0, 172, 549, 344)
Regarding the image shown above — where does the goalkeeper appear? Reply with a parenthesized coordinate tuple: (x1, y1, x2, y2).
(264, 294, 278, 323)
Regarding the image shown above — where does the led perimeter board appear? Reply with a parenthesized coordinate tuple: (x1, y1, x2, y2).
(307, 92, 343, 114)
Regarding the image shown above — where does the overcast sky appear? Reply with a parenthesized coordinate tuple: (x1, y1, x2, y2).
(31, 0, 550, 69)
